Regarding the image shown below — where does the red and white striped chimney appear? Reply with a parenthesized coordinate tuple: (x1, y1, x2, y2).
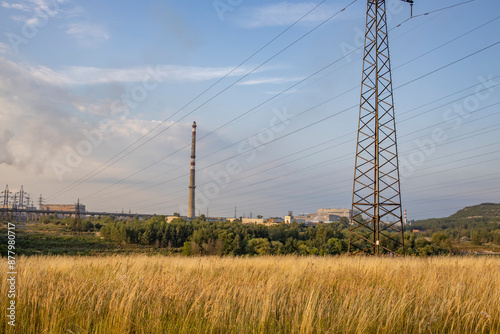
(188, 122, 196, 218)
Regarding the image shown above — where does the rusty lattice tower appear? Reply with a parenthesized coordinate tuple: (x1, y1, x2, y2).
(348, 0, 411, 255)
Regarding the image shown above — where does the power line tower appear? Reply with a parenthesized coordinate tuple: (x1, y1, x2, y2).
(38, 194, 45, 209)
(74, 198, 81, 229)
(1, 185, 11, 221)
(11, 192, 18, 223)
(349, 0, 412, 256)
(19, 186, 24, 208)
(38, 194, 45, 222)
(18, 186, 27, 229)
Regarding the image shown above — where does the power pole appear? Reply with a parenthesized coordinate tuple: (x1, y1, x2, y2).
(25, 193, 31, 220)
(18, 186, 27, 228)
(349, 0, 409, 256)
(38, 194, 44, 210)
(74, 199, 81, 231)
(1, 185, 10, 220)
(2, 185, 9, 208)
(38, 194, 45, 221)
(11, 193, 18, 222)
(19, 186, 24, 208)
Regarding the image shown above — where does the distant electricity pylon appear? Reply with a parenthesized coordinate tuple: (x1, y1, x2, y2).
(1, 185, 10, 220)
(348, 0, 412, 256)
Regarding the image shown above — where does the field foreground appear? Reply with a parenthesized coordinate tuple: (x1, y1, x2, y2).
(1, 256, 499, 333)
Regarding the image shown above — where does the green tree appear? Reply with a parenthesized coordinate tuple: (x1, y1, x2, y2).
(339, 217, 349, 227)
(248, 238, 271, 255)
(141, 224, 155, 245)
(182, 242, 200, 256)
(471, 230, 482, 245)
(418, 245, 437, 256)
(326, 238, 343, 255)
(284, 237, 298, 254)
(270, 241, 284, 255)
(432, 231, 453, 253)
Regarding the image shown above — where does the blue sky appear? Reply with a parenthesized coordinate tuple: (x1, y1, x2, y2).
(1, 0, 499, 220)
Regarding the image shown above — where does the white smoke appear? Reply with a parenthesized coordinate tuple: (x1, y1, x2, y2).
(0, 130, 14, 165)
(0, 57, 89, 173)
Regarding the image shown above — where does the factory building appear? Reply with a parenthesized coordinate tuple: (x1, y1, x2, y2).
(317, 208, 356, 220)
(40, 204, 86, 218)
(285, 208, 359, 224)
(41, 204, 86, 212)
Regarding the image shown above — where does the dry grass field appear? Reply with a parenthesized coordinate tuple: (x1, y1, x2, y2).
(1, 255, 499, 333)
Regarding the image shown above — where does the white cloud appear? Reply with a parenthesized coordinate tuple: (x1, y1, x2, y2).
(108, 118, 164, 137)
(1, 1, 30, 11)
(235, 2, 340, 28)
(65, 22, 110, 46)
(0, 130, 15, 165)
(25, 63, 251, 86)
(0, 56, 253, 178)
(1, 0, 65, 18)
(265, 88, 299, 95)
(0, 56, 85, 173)
(2, 1, 108, 46)
(0, 42, 11, 54)
(238, 76, 304, 86)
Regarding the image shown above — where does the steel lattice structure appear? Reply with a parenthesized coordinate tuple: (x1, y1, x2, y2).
(349, 0, 407, 255)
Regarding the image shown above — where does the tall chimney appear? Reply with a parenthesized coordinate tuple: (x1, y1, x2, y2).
(188, 121, 197, 218)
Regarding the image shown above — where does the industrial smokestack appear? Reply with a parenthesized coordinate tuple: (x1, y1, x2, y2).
(188, 121, 197, 218)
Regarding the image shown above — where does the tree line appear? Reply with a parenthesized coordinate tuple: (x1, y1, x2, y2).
(409, 216, 500, 246)
(96, 215, 499, 256)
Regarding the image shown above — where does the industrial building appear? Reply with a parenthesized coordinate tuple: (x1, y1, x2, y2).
(241, 218, 265, 224)
(284, 208, 359, 225)
(40, 204, 86, 218)
(317, 208, 356, 220)
(41, 204, 86, 212)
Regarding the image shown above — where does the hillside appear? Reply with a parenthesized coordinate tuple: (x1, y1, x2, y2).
(412, 203, 500, 229)
(408, 203, 500, 253)
(449, 203, 500, 219)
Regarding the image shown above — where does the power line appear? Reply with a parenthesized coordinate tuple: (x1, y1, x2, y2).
(78, 5, 500, 217)
(87, 73, 500, 211)
(98, 87, 500, 214)
(80, 8, 500, 205)
(84, 68, 500, 207)
(48, 0, 358, 201)
(140, 128, 500, 214)
(85, 49, 500, 206)
(394, 0, 477, 28)
(190, 83, 500, 200)
(397, 40, 500, 90)
(395, 14, 500, 70)
(188, 114, 500, 215)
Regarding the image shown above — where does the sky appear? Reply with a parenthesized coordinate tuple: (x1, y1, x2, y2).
(0, 0, 499, 220)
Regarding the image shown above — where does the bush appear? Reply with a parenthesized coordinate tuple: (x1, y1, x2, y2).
(471, 230, 482, 245)
(248, 238, 271, 255)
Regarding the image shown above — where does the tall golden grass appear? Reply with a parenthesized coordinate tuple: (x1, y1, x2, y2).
(1, 255, 498, 333)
